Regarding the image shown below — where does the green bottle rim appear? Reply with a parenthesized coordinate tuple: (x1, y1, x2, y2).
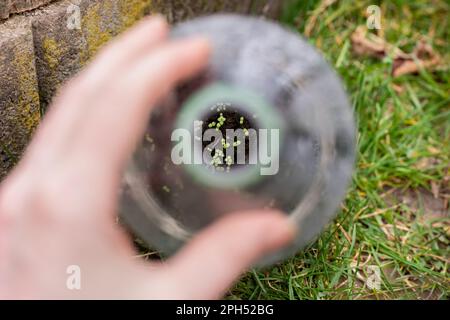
(174, 82, 284, 189)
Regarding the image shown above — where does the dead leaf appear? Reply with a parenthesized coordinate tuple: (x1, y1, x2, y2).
(351, 27, 387, 58)
(351, 26, 442, 77)
(393, 41, 442, 77)
(427, 145, 441, 155)
(431, 181, 440, 199)
(351, 26, 409, 60)
(413, 157, 439, 170)
(383, 187, 449, 219)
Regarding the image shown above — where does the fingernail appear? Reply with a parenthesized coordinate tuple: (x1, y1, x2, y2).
(145, 14, 168, 29)
(263, 212, 298, 249)
(149, 14, 167, 23)
(278, 216, 298, 242)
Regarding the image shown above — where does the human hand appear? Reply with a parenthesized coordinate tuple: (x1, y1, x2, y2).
(0, 16, 295, 299)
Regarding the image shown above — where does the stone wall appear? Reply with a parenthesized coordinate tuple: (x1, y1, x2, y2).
(0, 0, 284, 180)
(0, 0, 56, 19)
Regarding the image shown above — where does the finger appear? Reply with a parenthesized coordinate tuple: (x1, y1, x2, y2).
(24, 15, 169, 168)
(80, 15, 169, 87)
(162, 211, 297, 299)
(70, 37, 211, 172)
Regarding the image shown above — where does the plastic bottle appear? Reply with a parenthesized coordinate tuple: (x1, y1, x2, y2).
(119, 14, 356, 266)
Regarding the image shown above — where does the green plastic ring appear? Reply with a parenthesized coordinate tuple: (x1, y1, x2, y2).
(174, 82, 284, 189)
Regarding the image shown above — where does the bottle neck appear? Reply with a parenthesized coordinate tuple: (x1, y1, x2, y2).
(174, 82, 284, 189)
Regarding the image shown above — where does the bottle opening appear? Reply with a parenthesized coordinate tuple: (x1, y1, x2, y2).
(201, 107, 258, 171)
(175, 83, 284, 189)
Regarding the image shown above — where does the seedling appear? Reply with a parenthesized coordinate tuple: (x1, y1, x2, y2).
(202, 109, 254, 172)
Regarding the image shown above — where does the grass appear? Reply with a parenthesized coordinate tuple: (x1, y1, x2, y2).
(132, 0, 449, 300)
(227, 0, 449, 300)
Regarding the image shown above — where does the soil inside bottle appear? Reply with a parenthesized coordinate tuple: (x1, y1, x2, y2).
(201, 109, 256, 171)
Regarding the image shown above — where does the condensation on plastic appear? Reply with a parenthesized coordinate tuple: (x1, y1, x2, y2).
(119, 14, 356, 266)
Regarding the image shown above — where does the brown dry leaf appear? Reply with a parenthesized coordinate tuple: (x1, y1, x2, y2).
(427, 145, 441, 155)
(351, 26, 387, 58)
(383, 187, 449, 219)
(351, 26, 409, 60)
(413, 157, 439, 170)
(351, 26, 442, 77)
(431, 181, 440, 199)
(393, 41, 442, 77)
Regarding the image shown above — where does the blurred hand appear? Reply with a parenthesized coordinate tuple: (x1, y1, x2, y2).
(0, 16, 295, 299)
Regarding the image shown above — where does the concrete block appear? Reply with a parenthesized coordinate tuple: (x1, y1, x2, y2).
(32, 0, 152, 109)
(0, 0, 284, 180)
(32, 0, 283, 108)
(0, 0, 55, 19)
(0, 16, 41, 179)
(151, 0, 252, 23)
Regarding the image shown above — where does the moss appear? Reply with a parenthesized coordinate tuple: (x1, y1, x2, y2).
(42, 37, 64, 70)
(80, 2, 114, 64)
(12, 49, 41, 136)
(0, 137, 18, 172)
(207, 0, 227, 11)
(118, 0, 153, 31)
(0, 46, 41, 178)
(80, 0, 152, 65)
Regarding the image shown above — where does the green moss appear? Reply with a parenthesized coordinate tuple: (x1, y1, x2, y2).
(80, 3, 114, 64)
(80, 0, 153, 65)
(118, 0, 153, 31)
(12, 50, 41, 135)
(0, 47, 41, 178)
(42, 37, 64, 70)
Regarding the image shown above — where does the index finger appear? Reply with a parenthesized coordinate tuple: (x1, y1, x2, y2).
(69, 37, 211, 174)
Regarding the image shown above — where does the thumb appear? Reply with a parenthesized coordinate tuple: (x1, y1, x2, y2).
(164, 210, 296, 299)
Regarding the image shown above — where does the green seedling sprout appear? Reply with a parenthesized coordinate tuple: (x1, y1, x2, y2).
(204, 109, 252, 172)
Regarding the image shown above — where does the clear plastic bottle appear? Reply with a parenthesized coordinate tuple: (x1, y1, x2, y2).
(119, 14, 356, 266)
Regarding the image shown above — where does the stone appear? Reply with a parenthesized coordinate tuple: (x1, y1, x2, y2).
(31, 0, 153, 109)
(0, 16, 41, 179)
(151, 0, 281, 23)
(151, 0, 252, 23)
(0, 0, 56, 19)
(0, 0, 285, 180)
(31, 0, 281, 110)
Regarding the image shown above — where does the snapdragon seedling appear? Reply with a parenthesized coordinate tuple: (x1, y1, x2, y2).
(202, 108, 254, 172)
